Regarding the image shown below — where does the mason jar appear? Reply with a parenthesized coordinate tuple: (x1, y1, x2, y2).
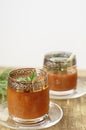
(7, 68, 49, 124)
(43, 51, 77, 96)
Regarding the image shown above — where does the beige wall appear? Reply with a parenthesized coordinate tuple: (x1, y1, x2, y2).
(0, 0, 86, 69)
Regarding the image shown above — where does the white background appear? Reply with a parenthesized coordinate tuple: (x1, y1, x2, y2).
(0, 0, 86, 69)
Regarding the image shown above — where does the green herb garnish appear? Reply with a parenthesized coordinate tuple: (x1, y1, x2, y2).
(0, 68, 12, 103)
(67, 53, 75, 63)
(29, 71, 36, 82)
(16, 71, 36, 82)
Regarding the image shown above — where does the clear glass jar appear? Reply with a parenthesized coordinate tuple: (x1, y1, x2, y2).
(7, 68, 49, 124)
(43, 51, 77, 96)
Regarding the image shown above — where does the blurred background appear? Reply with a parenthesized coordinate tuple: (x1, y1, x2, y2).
(0, 0, 86, 69)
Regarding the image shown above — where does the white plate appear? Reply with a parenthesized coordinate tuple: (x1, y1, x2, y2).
(0, 102, 63, 130)
(50, 77, 86, 99)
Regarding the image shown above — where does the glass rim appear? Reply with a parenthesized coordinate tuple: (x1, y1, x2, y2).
(8, 68, 48, 92)
(44, 51, 76, 68)
(9, 68, 46, 80)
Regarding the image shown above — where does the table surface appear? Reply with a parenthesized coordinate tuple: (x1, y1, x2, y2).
(0, 68, 86, 130)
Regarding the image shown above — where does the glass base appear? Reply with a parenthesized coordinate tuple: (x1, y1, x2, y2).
(50, 88, 75, 96)
(10, 114, 48, 125)
(0, 102, 63, 129)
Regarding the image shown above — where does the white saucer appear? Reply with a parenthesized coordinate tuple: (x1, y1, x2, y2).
(0, 102, 63, 130)
(50, 77, 86, 99)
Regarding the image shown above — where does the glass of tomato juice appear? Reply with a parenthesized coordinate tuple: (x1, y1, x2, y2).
(7, 68, 49, 124)
(43, 51, 77, 96)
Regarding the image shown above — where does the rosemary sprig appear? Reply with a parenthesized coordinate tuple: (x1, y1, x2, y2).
(16, 71, 36, 82)
(67, 53, 75, 63)
(28, 71, 36, 82)
(0, 68, 12, 103)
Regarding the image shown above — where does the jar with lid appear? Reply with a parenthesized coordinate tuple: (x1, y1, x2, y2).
(43, 51, 77, 96)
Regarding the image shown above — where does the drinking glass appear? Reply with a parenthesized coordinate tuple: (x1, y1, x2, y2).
(7, 68, 49, 124)
(43, 51, 77, 95)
